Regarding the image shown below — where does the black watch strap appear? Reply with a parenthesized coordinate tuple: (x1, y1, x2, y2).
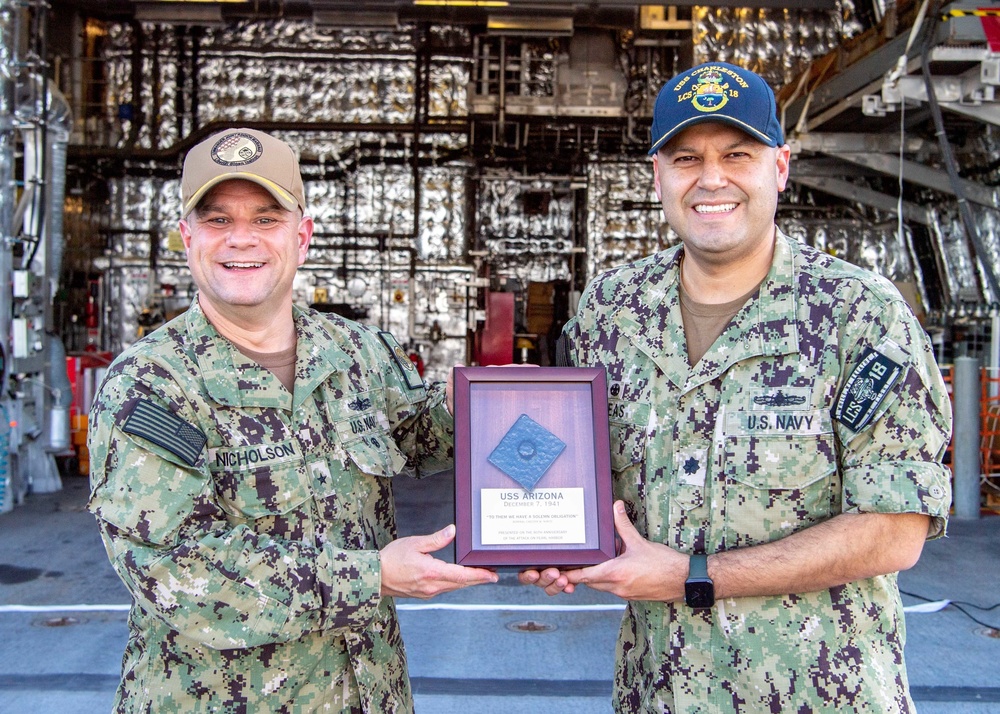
(684, 553, 714, 609)
(688, 553, 708, 580)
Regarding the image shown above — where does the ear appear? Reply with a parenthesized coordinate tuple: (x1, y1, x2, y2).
(179, 220, 192, 251)
(652, 153, 663, 202)
(775, 144, 791, 193)
(297, 214, 314, 266)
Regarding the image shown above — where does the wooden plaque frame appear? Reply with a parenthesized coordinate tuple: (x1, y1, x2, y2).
(453, 366, 615, 568)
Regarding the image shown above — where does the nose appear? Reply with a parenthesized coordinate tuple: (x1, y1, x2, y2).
(225, 220, 259, 247)
(696, 158, 728, 191)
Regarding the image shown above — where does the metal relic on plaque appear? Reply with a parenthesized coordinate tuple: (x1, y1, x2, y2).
(452, 366, 615, 568)
(487, 414, 566, 492)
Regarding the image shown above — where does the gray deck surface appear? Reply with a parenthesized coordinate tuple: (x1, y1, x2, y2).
(1, 472, 998, 713)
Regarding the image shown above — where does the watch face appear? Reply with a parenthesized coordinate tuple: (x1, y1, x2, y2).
(685, 579, 714, 609)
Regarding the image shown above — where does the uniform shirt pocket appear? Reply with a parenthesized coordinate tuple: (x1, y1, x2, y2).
(329, 390, 407, 478)
(608, 400, 649, 473)
(209, 440, 314, 536)
(671, 443, 708, 511)
(609, 401, 651, 528)
(342, 430, 407, 478)
(723, 408, 838, 544)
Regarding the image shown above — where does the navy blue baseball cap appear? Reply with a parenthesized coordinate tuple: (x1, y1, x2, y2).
(648, 62, 784, 155)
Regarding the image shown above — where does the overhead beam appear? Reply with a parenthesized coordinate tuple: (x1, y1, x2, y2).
(874, 64, 1000, 128)
(791, 132, 935, 154)
(782, 21, 956, 131)
(933, 100, 1000, 126)
(789, 175, 932, 225)
(836, 152, 999, 209)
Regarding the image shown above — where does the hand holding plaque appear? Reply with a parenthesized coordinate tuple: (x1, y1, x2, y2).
(453, 367, 615, 568)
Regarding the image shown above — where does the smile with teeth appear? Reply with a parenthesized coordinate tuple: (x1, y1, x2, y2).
(694, 203, 738, 214)
(222, 261, 264, 269)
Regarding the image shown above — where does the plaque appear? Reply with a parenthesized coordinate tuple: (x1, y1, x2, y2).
(453, 366, 615, 568)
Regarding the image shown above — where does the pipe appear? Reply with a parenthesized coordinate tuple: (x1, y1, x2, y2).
(0, 0, 15, 400)
(1, 1, 21, 503)
(45, 335, 71, 452)
(47, 81, 71, 284)
(18, 76, 71, 309)
(18, 76, 72, 455)
(126, 21, 143, 150)
(952, 356, 981, 520)
(67, 119, 470, 163)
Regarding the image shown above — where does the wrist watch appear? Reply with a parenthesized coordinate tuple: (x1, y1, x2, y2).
(684, 553, 715, 609)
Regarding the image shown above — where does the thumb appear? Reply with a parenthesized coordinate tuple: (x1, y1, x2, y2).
(612, 501, 641, 545)
(419, 524, 456, 555)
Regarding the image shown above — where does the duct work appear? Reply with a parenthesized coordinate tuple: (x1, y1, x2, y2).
(76, 22, 474, 381)
(72, 9, 885, 375)
(693, 3, 866, 86)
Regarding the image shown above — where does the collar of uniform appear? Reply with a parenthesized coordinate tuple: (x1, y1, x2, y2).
(684, 229, 800, 392)
(184, 300, 354, 410)
(183, 300, 287, 409)
(287, 304, 357, 410)
(609, 230, 799, 392)
(609, 247, 687, 388)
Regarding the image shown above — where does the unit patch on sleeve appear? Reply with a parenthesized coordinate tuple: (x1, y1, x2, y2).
(834, 347, 904, 432)
(378, 330, 424, 391)
(122, 399, 207, 466)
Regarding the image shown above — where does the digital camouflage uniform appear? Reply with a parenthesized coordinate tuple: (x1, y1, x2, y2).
(88, 299, 453, 713)
(563, 231, 952, 714)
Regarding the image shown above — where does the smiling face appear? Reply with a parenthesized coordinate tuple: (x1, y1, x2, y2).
(652, 122, 790, 270)
(179, 179, 313, 328)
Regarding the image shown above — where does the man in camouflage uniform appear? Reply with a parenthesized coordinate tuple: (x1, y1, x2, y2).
(88, 128, 497, 713)
(522, 63, 952, 712)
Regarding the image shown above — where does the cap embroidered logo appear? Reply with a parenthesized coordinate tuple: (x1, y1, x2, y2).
(689, 69, 728, 113)
(211, 133, 264, 167)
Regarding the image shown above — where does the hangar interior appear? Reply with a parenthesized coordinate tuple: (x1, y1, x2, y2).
(1, 0, 999, 509)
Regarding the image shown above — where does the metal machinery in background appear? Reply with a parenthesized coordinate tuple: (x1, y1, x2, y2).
(48, 3, 709, 383)
(1, 0, 75, 511)
(3, 0, 1000, 507)
(780, 0, 1000, 368)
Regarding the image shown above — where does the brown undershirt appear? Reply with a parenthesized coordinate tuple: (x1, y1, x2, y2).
(679, 281, 761, 367)
(233, 342, 297, 394)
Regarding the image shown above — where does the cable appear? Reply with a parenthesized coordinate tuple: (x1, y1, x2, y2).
(901, 588, 1000, 630)
(897, 70, 905, 252)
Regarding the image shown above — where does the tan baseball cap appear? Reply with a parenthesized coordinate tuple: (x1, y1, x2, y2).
(180, 128, 306, 218)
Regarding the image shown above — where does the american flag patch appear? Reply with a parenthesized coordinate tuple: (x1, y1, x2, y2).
(122, 400, 207, 466)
